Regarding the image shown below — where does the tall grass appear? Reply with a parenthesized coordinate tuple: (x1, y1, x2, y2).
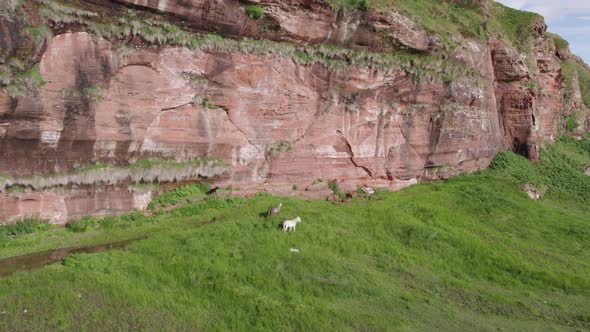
(487, 2, 541, 52)
(148, 183, 210, 210)
(0, 136, 589, 331)
(0, 217, 51, 239)
(488, 135, 590, 202)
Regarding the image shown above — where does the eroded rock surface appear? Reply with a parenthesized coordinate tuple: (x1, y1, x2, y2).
(0, 0, 588, 223)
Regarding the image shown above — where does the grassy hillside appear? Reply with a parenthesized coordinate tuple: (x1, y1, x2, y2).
(326, 0, 486, 42)
(0, 136, 589, 331)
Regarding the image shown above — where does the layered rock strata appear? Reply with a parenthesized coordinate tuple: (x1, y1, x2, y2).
(0, 0, 588, 223)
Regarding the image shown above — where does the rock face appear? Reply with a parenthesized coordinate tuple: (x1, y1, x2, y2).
(0, 0, 588, 223)
(99, 0, 437, 52)
(0, 186, 153, 224)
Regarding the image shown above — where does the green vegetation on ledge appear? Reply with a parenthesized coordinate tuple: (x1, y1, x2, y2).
(325, 0, 487, 52)
(550, 33, 570, 52)
(0, 158, 227, 192)
(0, 61, 46, 97)
(389, 0, 486, 41)
(561, 59, 590, 108)
(244, 4, 264, 20)
(148, 183, 211, 210)
(34, 0, 479, 83)
(487, 2, 542, 52)
(566, 110, 580, 132)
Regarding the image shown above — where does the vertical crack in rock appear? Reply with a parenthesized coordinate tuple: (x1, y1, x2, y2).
(373, 109, 387, 177)
(219, 107, 262, 154)
(336, 130, 373, 177)
(397, 125, 422, 159)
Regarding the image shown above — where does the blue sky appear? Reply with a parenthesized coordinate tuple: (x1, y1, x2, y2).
(496, 0, 590, 64)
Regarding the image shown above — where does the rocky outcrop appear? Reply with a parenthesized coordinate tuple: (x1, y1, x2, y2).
(522, 183, 547, 200)
(490, 19, 569, 161)
(96, 0, 437, 52)
(0, 0, 588, 223)
(0, 186, 153, 224)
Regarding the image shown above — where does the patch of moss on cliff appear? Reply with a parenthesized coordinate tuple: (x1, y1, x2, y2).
(578, 66, 590, 108)
(0, 61, 45, 97)
(395, 0, 485, 41)
(60, 85, 107, 102)
(550, 33, 569, 53)
(244, 4, 265, 19)
(266, 141, 294, 157)
(37, 0, 97, 23)
(23, 24, 53, 49)
(561, 60, 590, 108)
(566, 110, 580, 132)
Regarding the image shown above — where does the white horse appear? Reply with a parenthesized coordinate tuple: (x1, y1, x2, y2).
(282, 216, 301, 232)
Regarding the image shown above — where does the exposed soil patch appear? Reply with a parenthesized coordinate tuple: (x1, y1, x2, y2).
(0, 238, 142, 277)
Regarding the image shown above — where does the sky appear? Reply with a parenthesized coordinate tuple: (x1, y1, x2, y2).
(495, 0, 590, 64)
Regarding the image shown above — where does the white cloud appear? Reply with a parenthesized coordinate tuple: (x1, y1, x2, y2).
(496, 0, 590, 22)
(496, 0, 590, 64)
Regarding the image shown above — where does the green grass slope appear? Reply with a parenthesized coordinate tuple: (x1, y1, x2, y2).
(0, 136, 589, 331)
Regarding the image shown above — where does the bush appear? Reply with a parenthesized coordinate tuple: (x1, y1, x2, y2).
(328, 180, 346, 201)
(358, 0, 369, 11)
(0, 217, 51, 237)
(66, 216, 97, 233)
(266, 141, 293, 157)
(245, 5, 264, 19)
(566, 111, 579, 132)
(148, 183, 210, 210)
(553, 36, 569, 52)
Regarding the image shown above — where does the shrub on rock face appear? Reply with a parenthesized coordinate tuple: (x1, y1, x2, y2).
(66, 216, 97, 233)
(552, 35, 569, 52)
(245, 5, 264, 20)
(358, 0, 369, 11)
(566, 111, 579, 132)
(0, 217, 51, 237)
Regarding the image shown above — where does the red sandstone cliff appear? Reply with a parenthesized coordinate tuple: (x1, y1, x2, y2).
(0, 0, 588, 223)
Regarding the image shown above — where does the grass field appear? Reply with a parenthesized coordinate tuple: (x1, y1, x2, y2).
(0, 136, 589, 331)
